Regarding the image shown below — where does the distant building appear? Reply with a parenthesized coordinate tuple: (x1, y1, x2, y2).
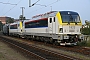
(0, 16, 30, 24)
(0, 16, 11, 24)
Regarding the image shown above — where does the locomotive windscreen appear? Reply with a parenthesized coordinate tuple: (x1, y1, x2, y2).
(60, 11, 81, 23)
(61, 15, 80, 23)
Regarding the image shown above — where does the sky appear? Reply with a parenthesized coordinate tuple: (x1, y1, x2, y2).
(0, 0, 90, 24)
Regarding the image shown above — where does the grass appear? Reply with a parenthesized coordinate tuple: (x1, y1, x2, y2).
(0, 52, 6, 60)
(77, 41, 87, 46)
(77, 36, 90, 47)
(86, 39, 90, 47)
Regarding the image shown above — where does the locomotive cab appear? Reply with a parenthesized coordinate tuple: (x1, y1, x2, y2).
(57, 11, 83, 45)
(47, 11, 83, 45)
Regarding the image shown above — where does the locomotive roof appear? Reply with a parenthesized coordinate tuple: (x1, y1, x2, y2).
(32, 11, 57, 19)
(10, 21, 20, 25)
(24, 11, 79, 23)
(32, 11, 79, 19)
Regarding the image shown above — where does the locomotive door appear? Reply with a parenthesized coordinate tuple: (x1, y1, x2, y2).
(48, 17, 56, 34)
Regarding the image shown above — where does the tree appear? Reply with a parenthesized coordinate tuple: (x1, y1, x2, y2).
(81, 27, 90, 35)
(81, 20, 90, 35)
(6, 18, 14, 24)
(19, 15, 26, 20)
(0, 21, 3, 31)
(85, 20, 90, 25)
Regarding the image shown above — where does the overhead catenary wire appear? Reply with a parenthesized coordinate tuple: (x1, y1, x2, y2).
(0, 2, 17, 5)
(25, 0, 60, 16)
(2, 0, 22, 16)
(31, 0, 40, 7)
(2, 0, 60, 18)
(0, 0, 10, 14)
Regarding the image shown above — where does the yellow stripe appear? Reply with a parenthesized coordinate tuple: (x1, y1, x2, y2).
(56, 12, 62, 25)
(20, 21, 22, 29)
(62, 23, 82, 26)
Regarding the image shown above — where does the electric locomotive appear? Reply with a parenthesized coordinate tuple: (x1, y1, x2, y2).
(22, 11, 83, 45)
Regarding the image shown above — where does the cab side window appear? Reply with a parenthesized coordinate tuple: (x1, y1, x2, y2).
(54, 17, 55, 22)
(50, 18, 52, 23)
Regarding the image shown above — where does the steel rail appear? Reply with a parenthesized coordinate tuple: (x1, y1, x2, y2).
(0, 35, 82, 60)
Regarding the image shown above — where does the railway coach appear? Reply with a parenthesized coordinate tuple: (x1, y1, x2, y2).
(3, 24, 9, 35)
(3, 11, 84, 46)
(3, 20, 23, 37)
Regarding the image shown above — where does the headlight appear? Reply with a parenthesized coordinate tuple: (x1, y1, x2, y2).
(59, 28, 63, 33)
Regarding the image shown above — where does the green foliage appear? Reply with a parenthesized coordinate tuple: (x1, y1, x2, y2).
(77, 39, 90, 47)
(0, 21, 3, 31)
(82, 20, 90, 35)
(81, 27, 90, 35)
(86, 39, 90, 47)
(77, 41, 87, 46)
(6, 18, 14, 24)
(86, 43, 90, 47)
(85, 20, 90, 25)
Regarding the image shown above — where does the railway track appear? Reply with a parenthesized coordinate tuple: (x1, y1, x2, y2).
(0, 35, 81, 60)
(48, 43, 90, 57)
(25, 37, 90, 57)
(57, 46, 90, 56)
(24, 37, 90, 57)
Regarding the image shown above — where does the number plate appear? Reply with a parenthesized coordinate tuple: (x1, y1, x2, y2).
(69, 26, 75, 29)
